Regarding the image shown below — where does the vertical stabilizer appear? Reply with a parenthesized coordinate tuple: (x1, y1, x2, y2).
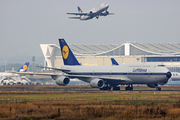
(17, 62, 30, 72)
(111, 58, 119, 65)
(77, 6, 83, 13)
(59, 39, 81, 65)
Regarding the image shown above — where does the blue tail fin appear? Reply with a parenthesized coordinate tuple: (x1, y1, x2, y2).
(77, 6, 83, 13)
(59, 39, 81, 66)
(111, 58, 119, 65)
(17, 62, 30, 72)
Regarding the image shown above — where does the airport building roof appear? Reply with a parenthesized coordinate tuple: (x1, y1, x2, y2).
(40, 42, 180, 68)
(40, 42, 180, 57)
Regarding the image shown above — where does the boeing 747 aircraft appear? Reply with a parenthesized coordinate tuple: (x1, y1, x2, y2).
(0, 62, 30, 85)
(67, 3, 114, 20)
(17, 39, 172, 91)
(0, 62, 29, 77)
(110, 58, 180, 86)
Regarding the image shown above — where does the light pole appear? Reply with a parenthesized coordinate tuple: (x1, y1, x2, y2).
(32, 56, 35, 72)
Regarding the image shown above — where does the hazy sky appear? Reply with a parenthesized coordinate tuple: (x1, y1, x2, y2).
(0, 0, 180, 62)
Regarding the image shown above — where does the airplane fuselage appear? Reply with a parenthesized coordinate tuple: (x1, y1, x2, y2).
(61, 62, 170, 85)
(80, 3, 109, 20)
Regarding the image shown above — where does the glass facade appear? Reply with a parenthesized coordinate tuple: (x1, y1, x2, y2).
(130, 45, 155, 56)
(99, 45, 124, 56)
(147, 57, 180, 62)
(167, 67, 180, 72)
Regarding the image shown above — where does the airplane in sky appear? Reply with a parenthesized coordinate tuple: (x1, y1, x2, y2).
(67, 3, 114, 20)
(18, 39, 172, 91)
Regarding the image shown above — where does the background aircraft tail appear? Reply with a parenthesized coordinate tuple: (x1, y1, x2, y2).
(59, 39, 81, 66)
(77, 6, 83, 13)
(17, 62, 30, 72)
(111, 58, 119, 65)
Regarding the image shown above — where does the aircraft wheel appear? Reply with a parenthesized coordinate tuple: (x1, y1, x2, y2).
(100, 86, 111, 90)
(156, 87, 161, 91)
(125, 87, 129, 91)
(107, 86, 112, 90)
(113, 86, 120, 91)
(125, 86, 133, 91)
(130, 86, 133, 90)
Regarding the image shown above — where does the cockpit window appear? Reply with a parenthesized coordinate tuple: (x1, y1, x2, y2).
(158, 65, 165, 67)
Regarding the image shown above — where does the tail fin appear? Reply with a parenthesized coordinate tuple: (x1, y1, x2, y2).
(77, 6, 83, 13)
(17, 62, 30, 72)
(59, 39, 81, 66)
(111, 58, 119, 65)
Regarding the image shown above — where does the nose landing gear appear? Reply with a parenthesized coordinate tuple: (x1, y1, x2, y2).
(156, 87, 161, 91)
(125, 84, 133, 91)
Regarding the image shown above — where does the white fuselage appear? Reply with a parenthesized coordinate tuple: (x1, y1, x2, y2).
(0, 72, 18, 77)
(61, 62, 170, 85)
(80, 3, 109, 20)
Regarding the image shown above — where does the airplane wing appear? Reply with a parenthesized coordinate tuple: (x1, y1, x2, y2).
(107, 13, 114, 15)
(15, 72, 63, 76)
(67, 13, 88, 15)
(66, 74, 132, 83)
(69, 17, 81, 19)
(36, 66, 71, 73)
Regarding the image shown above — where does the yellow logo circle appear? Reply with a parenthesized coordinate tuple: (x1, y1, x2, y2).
(23, 65, 27, 70)
(62, 45, 69, 59)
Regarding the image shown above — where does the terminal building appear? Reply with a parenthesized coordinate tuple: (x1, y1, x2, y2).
(40, 42, 180, 72)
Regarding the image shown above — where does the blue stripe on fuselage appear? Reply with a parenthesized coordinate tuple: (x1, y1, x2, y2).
(68, 72, 167, 75)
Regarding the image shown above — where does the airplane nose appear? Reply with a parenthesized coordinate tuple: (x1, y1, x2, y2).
(166, 71, 172, 79)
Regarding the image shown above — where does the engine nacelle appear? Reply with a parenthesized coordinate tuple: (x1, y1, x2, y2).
(147, 83, 158, 88)
(88, 11, 93, 16)
(101, 11, 109, 16)
(55, 76, 70, 86)
(90, 79, 104, 88)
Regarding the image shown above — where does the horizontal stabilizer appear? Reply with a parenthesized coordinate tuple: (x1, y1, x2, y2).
(108, 13, 114, 15)
(15, 72, 64, 76)
(67, 13, 87, 15)
(69, 17, 81, 19)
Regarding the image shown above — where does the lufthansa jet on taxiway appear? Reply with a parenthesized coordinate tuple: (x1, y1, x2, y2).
(16, 39, 172, 91)
(67, 3, 114, 20)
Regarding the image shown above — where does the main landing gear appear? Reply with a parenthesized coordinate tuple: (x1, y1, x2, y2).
(99, 85, 120, 91)
(99, 85, 111, 90)
(99, 84, 134, 91)
(125, 84, 133, 91)
(156, 87, 161, 91)
(113, 86, 120, 91)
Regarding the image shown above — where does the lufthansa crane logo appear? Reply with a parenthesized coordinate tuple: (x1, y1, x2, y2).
(62, 45, 69, 59)
(23, 65, 28, 70)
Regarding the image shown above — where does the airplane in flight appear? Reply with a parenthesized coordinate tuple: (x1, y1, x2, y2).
(67, 3, 114, 20)
(17, 39, 172, 91)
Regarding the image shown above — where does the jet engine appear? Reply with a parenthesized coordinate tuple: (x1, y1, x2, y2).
(101, 11, 109, 16)
(147, 83, 158, 88)
(88, 11, 93, 16)
(55, 76, 70, 86)
(90, 78, 104, 88)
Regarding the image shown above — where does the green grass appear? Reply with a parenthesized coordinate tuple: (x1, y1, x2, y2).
(1, 85, 180, 119)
